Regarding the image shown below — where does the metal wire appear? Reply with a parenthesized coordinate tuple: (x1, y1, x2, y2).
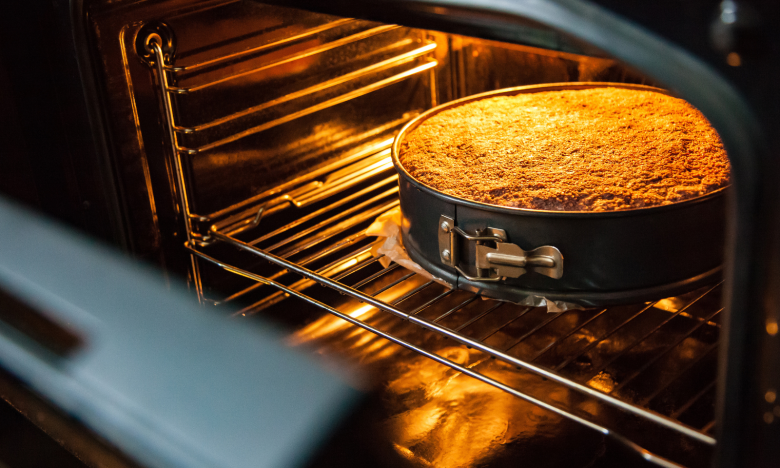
(187, 247, 684, 468)
(453, 302, 505, 332)
(166, 18, 357, 73)
(176, 61, 437, 154)
(352, 263, 401, 289)
(611, 308, 723, 394)
(167, 25, 402, 93)
(553, 302, 657, 372)
(413, 289, 456, 316)
(579, 285, 719, 382)
(478, 307, 534, 341)
(671, 380, 716, 419)
(365, 271, 417, 297)
(332, 255, 386, 281)
(501, 310, 570, 353)
(274, 201, 398, 258)
(387, 280, 434, 305)
(174, 42, 436, 131)
(207, 138, 394, 222)
(528, 308, 608, 362)
(262, 192, 395, 252)
(701, 420, 716, 433)
(155, 28, 723, 452)
(431, 296, 478, 323)
(204, 230, 717, 446)
(224, 241, 377, 310)
(640, 343, 719, 406)
(247, 179, 397, 245)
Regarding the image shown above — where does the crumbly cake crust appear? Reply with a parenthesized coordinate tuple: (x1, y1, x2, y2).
(398, 88, 730, 211)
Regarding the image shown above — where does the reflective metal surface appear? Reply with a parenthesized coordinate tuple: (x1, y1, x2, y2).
(182, 140, 722, 466)
(128, 10, 726, 463)
(148, 40, 204, 299)
(190, 247, 686, 468)
(80, 2, 767, 466)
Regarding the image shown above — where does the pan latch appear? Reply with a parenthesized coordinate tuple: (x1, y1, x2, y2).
(438, 215, 563, 281)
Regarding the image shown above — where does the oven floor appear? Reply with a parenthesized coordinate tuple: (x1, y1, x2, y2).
(277, 305, 672, 468)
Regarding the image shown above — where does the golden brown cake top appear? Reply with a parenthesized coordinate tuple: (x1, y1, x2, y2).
(398, 87, 730, 211)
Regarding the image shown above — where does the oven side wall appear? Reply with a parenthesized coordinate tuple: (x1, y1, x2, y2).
(80, 0, 647, 293)
(0, 0, 127, 250)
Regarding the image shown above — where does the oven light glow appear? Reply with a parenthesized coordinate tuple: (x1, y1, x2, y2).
(288, 304, 378, 345)
(727, 52, 742, 67)
(289, 305, 591, 467)
(587, 371, 617, 393)
(386, 347, 579, 467)
(654, 298, 682, 313)
(349, 304, 375, 319)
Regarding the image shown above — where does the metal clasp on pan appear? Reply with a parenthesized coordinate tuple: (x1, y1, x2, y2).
(438, 215, 563, 281)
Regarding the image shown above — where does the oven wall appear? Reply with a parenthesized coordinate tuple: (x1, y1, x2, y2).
(0, 0, 126, 249)
(84, 0, 651, 292)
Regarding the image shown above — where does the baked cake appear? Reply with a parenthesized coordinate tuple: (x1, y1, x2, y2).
(398, 87, 730, 211)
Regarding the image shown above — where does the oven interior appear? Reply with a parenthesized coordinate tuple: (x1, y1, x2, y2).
(85, 1, 730, 466)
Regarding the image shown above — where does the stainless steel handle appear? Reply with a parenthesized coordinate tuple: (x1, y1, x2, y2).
(486, 252, 556, 268)
(485, 252, 527, 267)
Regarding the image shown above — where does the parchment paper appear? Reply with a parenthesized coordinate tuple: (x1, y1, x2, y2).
(367, 207, 583, 312)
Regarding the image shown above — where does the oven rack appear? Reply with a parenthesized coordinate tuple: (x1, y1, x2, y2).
(143, 19, 438, 298)
(190, 248, 694, 468)
(147, 23, 437, 156)
(142, 20, 719, 467)
(189, 239, 720, 467)
(183, 146, 721, 468)
(162, 17, 360, 75)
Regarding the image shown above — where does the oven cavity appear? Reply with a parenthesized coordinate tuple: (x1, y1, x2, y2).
(125, 3, 723, 467)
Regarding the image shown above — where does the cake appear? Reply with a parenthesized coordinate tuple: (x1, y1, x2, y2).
(398, 87, 730, 211)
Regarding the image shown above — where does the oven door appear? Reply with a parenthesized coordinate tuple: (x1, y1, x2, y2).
(0, 197, 365, 468)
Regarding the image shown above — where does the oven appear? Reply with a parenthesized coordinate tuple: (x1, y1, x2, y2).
(0, 1, 779, 467)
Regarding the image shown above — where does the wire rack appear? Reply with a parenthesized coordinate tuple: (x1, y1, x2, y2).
(140, 17, 438, 297)
(141, 20, 722, 468)
(185, 143, 720, 468)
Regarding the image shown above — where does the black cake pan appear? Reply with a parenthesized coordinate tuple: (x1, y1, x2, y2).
(391, 82, 728, 306)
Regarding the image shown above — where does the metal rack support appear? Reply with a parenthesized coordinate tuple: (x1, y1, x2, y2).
(188, 247, 685, 468)
(206, 228, 717, 447)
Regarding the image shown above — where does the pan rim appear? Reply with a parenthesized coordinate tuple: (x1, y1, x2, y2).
(391, 82, 730, 219)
